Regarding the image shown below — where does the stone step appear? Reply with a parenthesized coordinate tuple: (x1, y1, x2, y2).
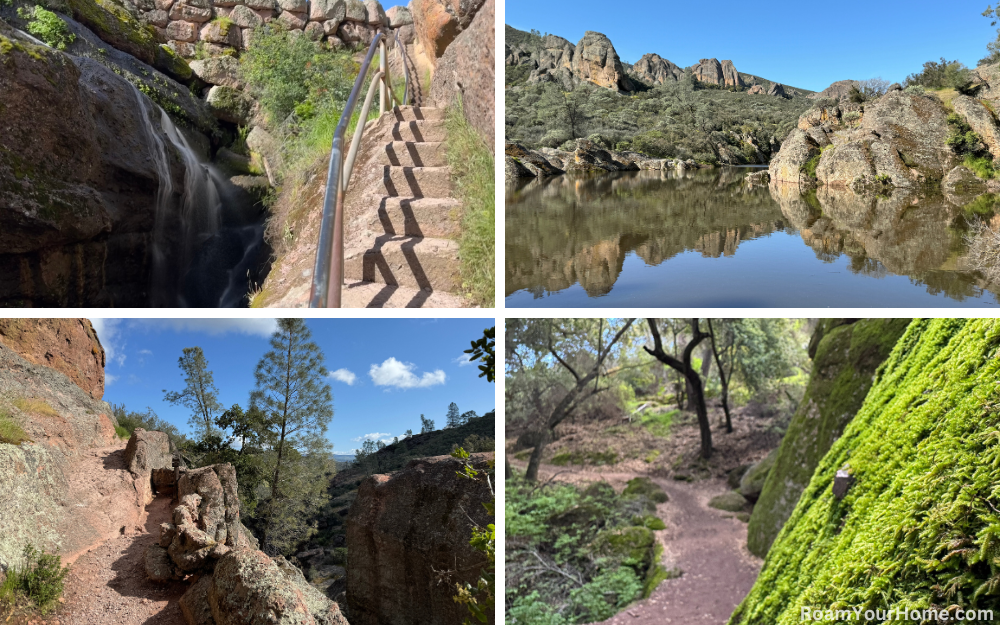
(344, 236, 461, 292)
(380, 141, 448, 167)
(390, 106, 446, 122)
(382, 166, 452, 198)
(368, 196, 463, 239)
(342, 280, 465, 308)
(390, 120, 447, 143)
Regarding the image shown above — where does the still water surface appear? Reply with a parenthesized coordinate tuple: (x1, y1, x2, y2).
(505, 168, 999, 307)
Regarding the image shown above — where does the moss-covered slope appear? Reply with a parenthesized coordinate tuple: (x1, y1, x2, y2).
(746, 318, 910, 556)
(731, 319, 1000, 624)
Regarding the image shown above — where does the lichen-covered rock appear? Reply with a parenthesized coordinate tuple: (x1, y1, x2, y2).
(952, 94, 1000, 162)
(745, 319, 910, 557)
(0, 319, 105, 400)
(228, 5, 262, 28)
(180, 574, 216, 625)
(943, 165, 988, 203)
(200, 20, 242, 46)
(145, 544, 180, 582)
(385, 4, 410, 26)
(768, 129, 820, 186)
(732, 320, 1000, 624)
(346, 453, 494, 625)
(208, 550, 350, 625)
(310, 0, 345, 20)
(206, 85, 254, 124)
(124, 429, 172, 476)
(188, 55, 243, 88)
(504, 142, 564, 177)
(363, 0, 385, 24)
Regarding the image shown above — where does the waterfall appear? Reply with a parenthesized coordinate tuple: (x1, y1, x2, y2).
(129, 84, 224, 306)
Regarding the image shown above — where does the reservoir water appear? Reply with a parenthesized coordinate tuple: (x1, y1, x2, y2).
(505, 168, 1000, 307)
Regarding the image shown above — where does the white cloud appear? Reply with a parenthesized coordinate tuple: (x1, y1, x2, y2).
(138, 349, 153, 355)
(369, 357, 446, 389)
(352, 431, 392, 443)
(105, 373, 118, 386)
(453, 353, 475, 367)
(136, 318, 278, 337)
(329, 369, 357, 385)
(89, 319, 126, 367)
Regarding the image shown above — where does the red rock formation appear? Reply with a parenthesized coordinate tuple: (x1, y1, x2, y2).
(346, 452, 495, 625)
(430, 0, 494, 150)
(0, 319, 106, 400)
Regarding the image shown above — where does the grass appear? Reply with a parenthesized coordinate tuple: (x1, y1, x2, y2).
(445, 97, 495, 307)
(639, 409, 677, 438)
(12, 397, 58, 417)
(0, 544, 69, 616)
(0, 410, 31, 445)
(551, 450, 619, 466)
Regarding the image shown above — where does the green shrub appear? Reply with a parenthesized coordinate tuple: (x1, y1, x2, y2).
(0, 544, 69, 614)
(946, 113, 988, 157)
(17, 5, 75, 50)
(114, 424, 130, 439)
(964, 154, 997, 180)
(111, 404, 184, 449)
(446, 98, 494, 308)
(800, 152, 822, 179)
(240, 24, 319, 122)
(904, 57, 972, 90)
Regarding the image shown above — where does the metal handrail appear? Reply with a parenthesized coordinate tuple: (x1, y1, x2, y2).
(310, 31, 404, 307)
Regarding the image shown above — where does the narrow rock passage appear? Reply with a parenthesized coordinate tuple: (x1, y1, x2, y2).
(61, 495, 187, 625)
(511, 460, 762, 625)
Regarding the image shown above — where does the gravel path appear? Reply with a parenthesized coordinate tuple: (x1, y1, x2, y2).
(59, 494, 188, 625)
(512, 461, 762, 625)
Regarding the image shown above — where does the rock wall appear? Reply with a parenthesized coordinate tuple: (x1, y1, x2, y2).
(0, 320, 156, 571)
(691, 58, 744, 88)
(429, 0, 493, 151)
(746, 319, 910, 557)
(0, 319, 106, 400)
(630, 52, 682, 86)
(346, 452, 494, 625)
(731, 320, 1000, 624)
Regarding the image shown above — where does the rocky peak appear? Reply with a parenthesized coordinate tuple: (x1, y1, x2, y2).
(631, 52, 683, 86)
(691, 58, 744, 88)
(572, 31, 634, 92)
(0, 319, 106, 400)
(768, 82, 787, 97)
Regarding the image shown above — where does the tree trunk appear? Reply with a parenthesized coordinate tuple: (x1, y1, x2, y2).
(524, 431, 550, 483)
(707, 320, 733, 434)
(688, 370, 712, 459)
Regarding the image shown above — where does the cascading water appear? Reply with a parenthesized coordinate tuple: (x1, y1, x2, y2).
(129, 84, 269, 307)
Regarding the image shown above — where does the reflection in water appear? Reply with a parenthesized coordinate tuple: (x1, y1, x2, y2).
(505, 168, 1000, 306)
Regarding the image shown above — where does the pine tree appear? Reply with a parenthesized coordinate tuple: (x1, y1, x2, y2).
(250, 319, 334, 554)
(460, 410, 478, 425)
(446, 402, 461, 428)
(420, 414, 435, 434)
(163, 346, 223, 440)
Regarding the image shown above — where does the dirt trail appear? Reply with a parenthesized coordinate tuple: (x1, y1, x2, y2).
(512, 460, 762, 625)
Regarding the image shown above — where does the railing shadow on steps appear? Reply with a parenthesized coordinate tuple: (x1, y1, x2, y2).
(309, 30, 411, 308)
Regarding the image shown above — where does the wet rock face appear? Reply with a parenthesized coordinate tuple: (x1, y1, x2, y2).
(746, 319, 910, 557)
(0, 319, 105, 400)
(0, 24, 187, 307)
(346, 452, 495, 625)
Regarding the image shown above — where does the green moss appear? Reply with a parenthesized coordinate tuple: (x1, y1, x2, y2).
(212, 16, 235, 36)
(709, 491, 749, 512)
(642, 543, 673, 598)
(550, 450, 619, 467)
(639, 408, 676, 437)
(732, 319, 1000, 625)
(17, 5, 76, 50)
(632, 514, 666, 531)
(746, 319, 911, 557)
(643, 449, 661, 463)
(623, 477, 669, 504)
(595, 526, 655, 568)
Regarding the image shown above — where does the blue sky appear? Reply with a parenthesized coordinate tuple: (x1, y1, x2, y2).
(89, 318, 495, 456)
(505, 0, 998, 91)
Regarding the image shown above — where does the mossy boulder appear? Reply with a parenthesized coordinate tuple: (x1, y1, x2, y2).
(594, 526, 655, 569)
(708, 491, 749, 512)
(206, 85, 253, 124)
(746, 318, 910, 557)
(731, 319, 1000, 624)
(52, 0, 193, 82)
(738, 448, 777, 502)
(623, 477, 669, 508)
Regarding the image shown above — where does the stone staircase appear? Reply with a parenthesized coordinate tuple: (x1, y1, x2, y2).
(341, 106, 466, 308)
